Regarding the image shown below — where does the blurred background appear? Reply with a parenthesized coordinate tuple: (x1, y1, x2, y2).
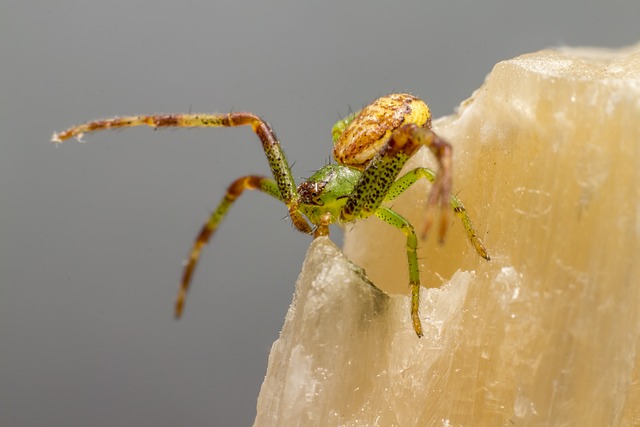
(1, 1, 638, 426)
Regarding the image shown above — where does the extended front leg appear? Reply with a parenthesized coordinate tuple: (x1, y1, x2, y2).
(374, 206, 423, 337)
(52, 112, 312, 234)
(175, 175, 282, 317)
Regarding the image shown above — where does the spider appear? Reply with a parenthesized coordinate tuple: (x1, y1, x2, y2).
(52, 93, 489, 337)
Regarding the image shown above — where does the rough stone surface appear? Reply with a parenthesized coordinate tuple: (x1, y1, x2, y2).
(255, 44, 640, 426)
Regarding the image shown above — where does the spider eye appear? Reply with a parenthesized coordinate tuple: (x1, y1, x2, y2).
(298, 180, 326, 205)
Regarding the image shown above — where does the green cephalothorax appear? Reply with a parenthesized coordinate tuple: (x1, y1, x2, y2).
(298, 164, 361, 224)
(53, 93, 489, 337)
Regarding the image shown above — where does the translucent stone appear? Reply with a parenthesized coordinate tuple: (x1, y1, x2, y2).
(255, 44, 640, 426)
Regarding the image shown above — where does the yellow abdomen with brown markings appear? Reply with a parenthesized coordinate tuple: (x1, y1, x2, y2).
(332, 93, 432, 169)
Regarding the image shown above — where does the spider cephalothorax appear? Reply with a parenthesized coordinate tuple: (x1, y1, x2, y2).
(53, 93, 489, 337)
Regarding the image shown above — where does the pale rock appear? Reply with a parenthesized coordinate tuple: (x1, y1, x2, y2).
(255, 44, 640, 426)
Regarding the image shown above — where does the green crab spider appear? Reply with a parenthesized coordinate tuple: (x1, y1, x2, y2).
(52, 93, 489, 337)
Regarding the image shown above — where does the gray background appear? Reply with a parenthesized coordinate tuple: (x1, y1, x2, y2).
(1, 1, 638, 426)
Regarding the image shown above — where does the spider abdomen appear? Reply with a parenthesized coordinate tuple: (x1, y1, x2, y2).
(332, 93, 432, 169)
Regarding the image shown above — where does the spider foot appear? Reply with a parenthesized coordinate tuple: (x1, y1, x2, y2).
(175, 288, 186, 318)
(412, 310, 424, 338)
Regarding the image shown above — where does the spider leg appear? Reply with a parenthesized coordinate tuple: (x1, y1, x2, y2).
(374, 206, 423, 337)
(340, 123, 452, 241)
(312, 212, 333, 238)
(52, 112, 312, 234)
(175, 175, 283, 318)
(386, 167, 490, 261)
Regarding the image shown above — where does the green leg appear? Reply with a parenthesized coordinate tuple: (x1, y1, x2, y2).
(386, 167, 490, 261)
(53, 112, 312, 234)
(374, 206, 423, 338)
(341, 124, 452, 242)
(175, 175, 282, 317)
